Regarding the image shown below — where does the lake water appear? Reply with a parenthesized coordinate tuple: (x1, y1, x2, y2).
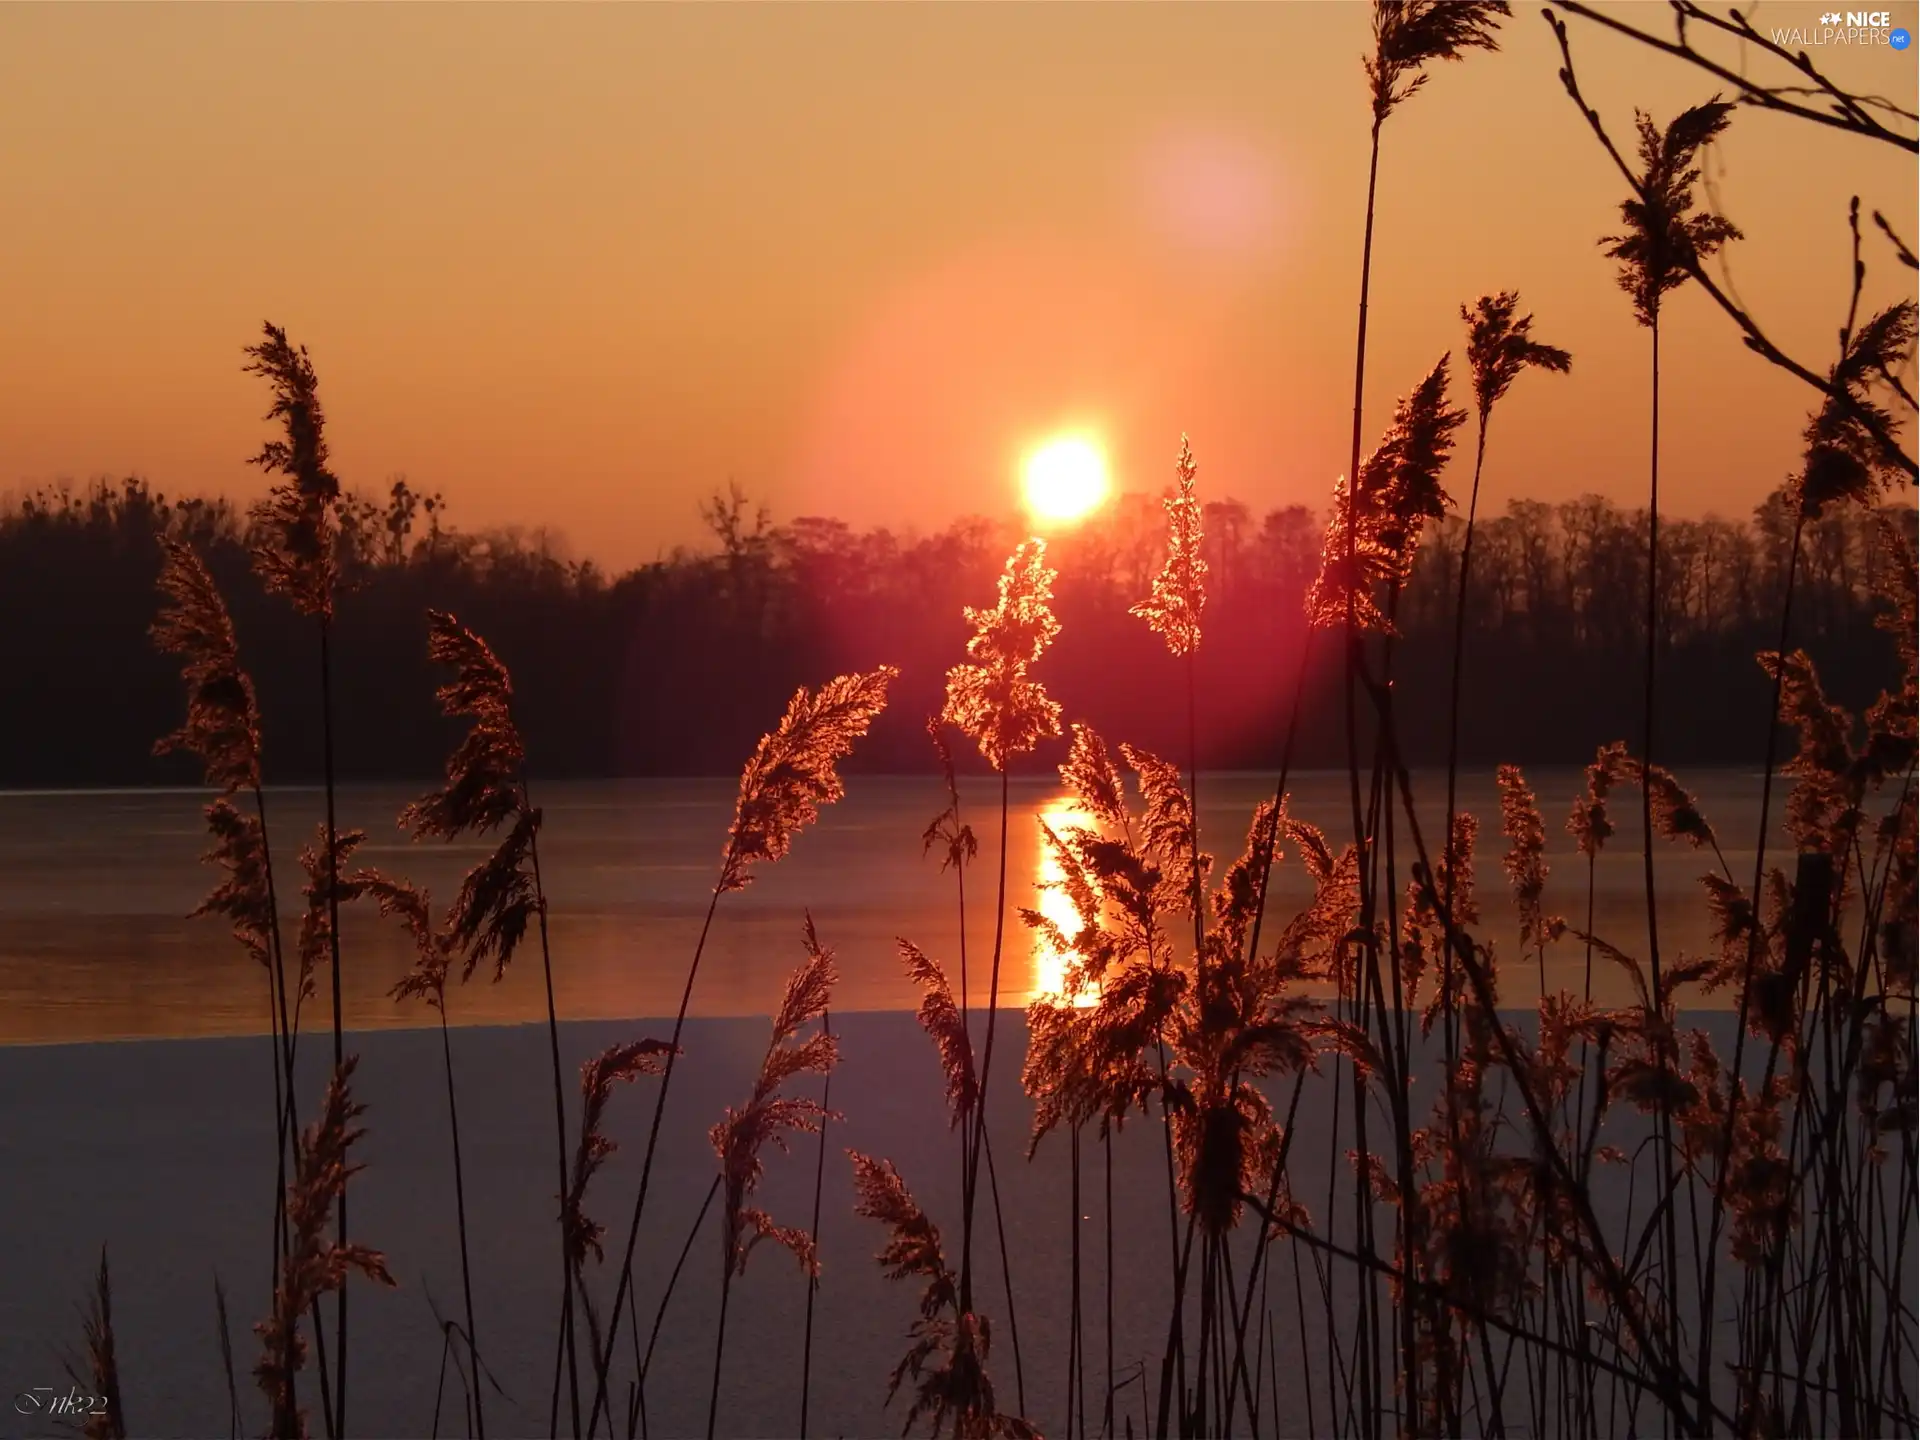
(0, 768, 1823, 1044)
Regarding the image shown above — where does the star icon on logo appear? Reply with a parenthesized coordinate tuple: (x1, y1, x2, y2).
(1818, 9, 1841, 20)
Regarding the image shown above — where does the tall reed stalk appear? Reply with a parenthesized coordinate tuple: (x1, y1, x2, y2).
(358, 875, 483, 1438)
(1335, 12, 1508, 1428)
(706, 922, 838, 1439)
(399, 609, 568, 1438)
(585, 667, 895, 1435)
(240, 324, 358, 1430)
(1598, 98, 1741, 1397)
(941, 539, 1063, 1393)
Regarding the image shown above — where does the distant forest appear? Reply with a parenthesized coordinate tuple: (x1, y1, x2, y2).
(5, 475, 1911, 785)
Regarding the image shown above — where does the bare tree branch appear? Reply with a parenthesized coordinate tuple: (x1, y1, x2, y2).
(1546, 8, 1919, 481)
(1551, 0, 1918, 150)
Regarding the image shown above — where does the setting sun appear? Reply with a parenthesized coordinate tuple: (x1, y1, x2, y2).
(1021, 435, 1110, 525)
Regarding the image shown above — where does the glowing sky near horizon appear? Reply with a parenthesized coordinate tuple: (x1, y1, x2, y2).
(0, 3, 1913, 568)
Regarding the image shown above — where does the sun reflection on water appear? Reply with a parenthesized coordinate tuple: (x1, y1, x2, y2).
(1031, 797, 1102, 1009)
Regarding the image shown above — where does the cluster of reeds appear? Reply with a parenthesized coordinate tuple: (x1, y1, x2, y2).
(71, 4, 1913, 1437)
(852, 9, 1914, 1440)
(134, 318, 902, 1440)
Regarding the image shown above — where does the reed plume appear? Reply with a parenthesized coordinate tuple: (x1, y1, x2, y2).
(1568, 740, 1630, 860)
(295, 824, 367, 1028)
(153, 541, 262, 793)
(942, 541, 1063, 773)
(707, 921, 840, 1438)
(1602, 102, 1742, 327)
(191, 800, 279, 975)
(1308, 356, 1468, 633)
(256, 1058, 393, 1440)
(849, 1154, 1039, 1440)
(901, 940, 979, 1127)
(1494, 765, 1557, 954)
(1623, 755, 1720, 854)
(725, 666, 902, 891)
(244, 323, 341, 621)
(401, 611, 525, 841)
(711, 927, 839, 1271)
(1058, 724, 1128, 832)
(564, 1038, 674, 1380)
(565, 1042, 675, 1275)
(1798, 299, 1918, 514)
(1462, 292, 1574, 427)
(1758, 649, 1864, 853)
(1129, 436, 1207, 658)
(1367, 0, 1509, 121)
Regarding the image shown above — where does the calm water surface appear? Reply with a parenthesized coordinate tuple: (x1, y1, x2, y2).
(0, 768, 1817, 1043)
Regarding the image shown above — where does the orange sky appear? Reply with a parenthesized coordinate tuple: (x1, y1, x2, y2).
(1, 2, 1913, 569)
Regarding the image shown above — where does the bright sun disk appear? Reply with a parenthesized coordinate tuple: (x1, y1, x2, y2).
(1022, 435, 1110, 525)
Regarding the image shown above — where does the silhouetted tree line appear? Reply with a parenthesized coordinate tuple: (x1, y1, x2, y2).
(3, 476, 1909, 785)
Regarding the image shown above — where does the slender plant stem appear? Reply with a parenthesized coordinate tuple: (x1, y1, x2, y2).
(317, 617, 348, 1438)
(1695, 503, 1808, 1420)
(1341, 109, 1388, 1440)
(526, 825, 582, 1440)
(981, 1116, 1027, 1413)
(961, 769, 1012, 1315)
(438, 1004, 484, 1440)
(1068, 1121, 1083, 1440)
(706, 1251, 735, 1440)
(1441, 417, 1492, 1066)
(636, 1174, 722, 1440)
(588, 876, 730, 1436)
(1640, 316, 1684, 1426)
(1104, 1127, 1115, 1440)
(799, 1009, 833, 1440)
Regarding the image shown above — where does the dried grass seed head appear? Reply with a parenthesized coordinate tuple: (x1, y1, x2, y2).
(1307, 355, 1466, 631)
(1368, 1, 1510, 123)
(899, 939, 978, 1126)
(1797, 302, 1917, 515)
(152, 541, 262, 792)
(400, 610, 527, 841)
(941, 541, 1063, 771)
(1496, 764, 1553, 945)
(1130, 435, 1208, 657)
(190, 797, 277, 971)
(244, 322, 341, 619)
(564, 1038, 674, 1269)
(724, 665, 899, 891)
(256, 1057, 394, 1436)
(446, 808, 542, 981)
(1602, 102, 1742, 326)
(1462, 291, 1573, 423)
(712, 921, 840, 1275)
